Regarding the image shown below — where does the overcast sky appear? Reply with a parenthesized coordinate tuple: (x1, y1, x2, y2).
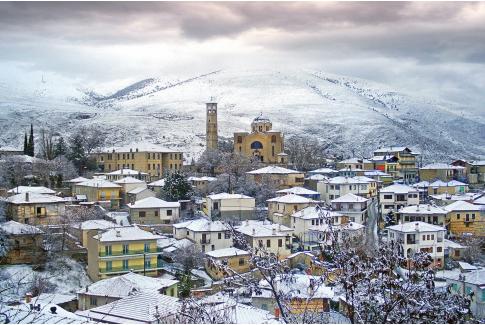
(1, 1, 485, 107)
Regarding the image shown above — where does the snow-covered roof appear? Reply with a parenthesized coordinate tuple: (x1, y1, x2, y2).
(188, 176, 218, 182)
(308, 221, 365, 233)
(246, 166, 302, 175)
(369, 155, 397, 161)
(387, 221, 446, 233)
(207, 192, 254, 200)
(76, 291, 180, 323)
(206, 247, 250, 258)
(430, 192, 482, 202)
(470, 160, 485, 166)
(429, 180, 467, 187)
(128, 196, 180, 209)
(78, 272, 178, 298)
(267, 194, 314, 204)
(458, 261, 478, 271)
(64, 176, 89, 184)
(474, 195, 485, 205)
(308, 168, 338, 174)
(128, 186, 152, 195)
(331, 193, 369, 203)
(420, 163, 454, 170)
(0, 305, 87, 324)
(106, 211, 130, 226)
(276, 186, 319, 196)
(380, 183, 418, 194)
(443, 269, 485, 286)
(93, 225, 163, 242)
(374, 146, 416, 154)
(0, 145, 22, 151)
(254, 274, 334, 299)
(0, 220, 43, 235)
(291, 206, 342, 220)
(364, 170, 391, 177)
(104, 143, 181, 153)
(75, 179, 121, 188)
(148, 178, 166, 187)
(398, 204, 448, 215)
(107, 168, 148, 176)
(339, 157, 371, 164)
(28, 293, 77, 306)
(236, 220, 293, 237)
(114, 176, 146, 184)
(444, 239, 466, 250)
(338, 167, 363, 172)
(413, 180, 430, 187)
(444, 200, 481, 212)
(7, 192, 67, 204)
(79, 219, 118, 230)
(173, 218, 229, 232)
(305, 174, 328, 181)
(325, 176, 372, 184)
(7, 185, 56, 195)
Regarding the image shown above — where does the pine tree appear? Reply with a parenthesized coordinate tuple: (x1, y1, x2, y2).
(161, 171, 192, 201)
(68, 134, 86, 171)
(27, 124, 34, 156)
(54, 136, 67, 157)
(23, 133, 28, 155)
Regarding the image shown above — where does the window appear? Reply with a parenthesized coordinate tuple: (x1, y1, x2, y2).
(186, 230, 189, 236)
(383, 194, 392, 200)
(266, 239, 271, 247)
(144, 243, 150, 253)
(154, 210, 159, 217)
(122, 260, 129, 270)
(239, 258, 245, 266)
(250, 141, 263, 149)
(218, 233, 222, 240)
(90, 297, 97, 306)
(139, 211, 146, 218)
(211, 245, 215, 251)
(431, 235, 434, 240)
(224, 232, 231, 239)
(278, 239, 283, 247)
(106, 261, 112, 271)
(122, 244, 129, 254)
(145, 259, 151, 269)
(437, 247, 442, 253)
(261, 304, 268, 311)
(167, 210, 172, 216)
(422, 235, 426, 241)
(105, 245, 112, 256)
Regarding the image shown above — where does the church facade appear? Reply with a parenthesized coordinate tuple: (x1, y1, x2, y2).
(233, 115, 287, 165)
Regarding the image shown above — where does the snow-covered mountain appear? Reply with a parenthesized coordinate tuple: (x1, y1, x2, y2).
(0, 68, 484, 163)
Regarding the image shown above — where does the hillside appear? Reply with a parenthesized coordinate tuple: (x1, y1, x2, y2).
(0, 68, 484, 163)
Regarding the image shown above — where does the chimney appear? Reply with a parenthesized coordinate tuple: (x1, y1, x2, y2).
(416, 205, 420, 211)
(116, 229, 121, 237)
(427, 204, 431, 211)
(25, 292, 32, 303)
(85, 285, 89, 293)
(252, 228, 256, 235)
(25, 192, 29, 202)
(50, 306, 57, 314)
(272, 227, 277, 235)
(415, 222, 419, 232)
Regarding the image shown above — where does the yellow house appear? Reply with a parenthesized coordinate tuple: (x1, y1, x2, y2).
(246, 166, 305, 190)
(6, 192, 67, 225)
(419, 163, 457, 182)
(428, 180, 469, 196)
(204, 247, 251, 280)
(72, 179, 122, 209)
(467, 161, 485, 184)
(267, 194, 315, 227)
(77, 272, 179, 310)
(373, 146, 419, 182)
(444, 201, 484, 237)
(73, 219, 118, 247)
(86, 225, 163, 281)
(233, 115, 287, 165)
(95, 144, 183, 180)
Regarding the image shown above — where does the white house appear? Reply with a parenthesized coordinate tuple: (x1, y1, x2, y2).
(379, 184, 419, 215)
(331, 193, 369, 224)
(276, 186, 320, 200)
(290, 206, 343, 242)
(127, 197, 180, 225)
(205, 193, 256, 221)
(387, 222, 446, 269)
(172, 218, 232, 253)
(317, 176, 375, 204)
(266, 194, 315, 227)
(397, 204, 448, 226)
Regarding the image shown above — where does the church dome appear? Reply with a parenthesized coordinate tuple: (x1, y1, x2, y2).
(251, 113, 272, 133)
(253, 113, 271, 123)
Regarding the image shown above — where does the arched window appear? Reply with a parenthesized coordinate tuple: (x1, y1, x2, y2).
(250, 141, 263, 150)
(271, 135, 276, 143)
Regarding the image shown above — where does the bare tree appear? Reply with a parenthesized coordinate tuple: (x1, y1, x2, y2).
(39, 129, 55, 161)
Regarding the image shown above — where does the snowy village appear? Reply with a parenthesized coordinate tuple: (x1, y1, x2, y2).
(1, 1, 485, 325)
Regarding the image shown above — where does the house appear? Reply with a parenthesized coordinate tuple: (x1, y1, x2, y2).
(235, 220, 293, 259)
(72, 179, 122, 209)
(233, 115, 287, 165)
(363, 170, 394, 186)
(0, 221, 44, 264)
(412, 180, 430, 202)
(397, 204, 448, 226)
(205, 193, 256, 221)
(6, 192, 67, 225)
(467, 160, 485, 184)
(427, 180, 469, 196)
(379, 184, 419, 215)
(7, 185, 56, 196)
(127, 186, 155, 204)
(444, 239, 467, 260)
(290, 206, 344, 242)
(373, 146, 419, 182)
(70, 219, 118, 247)
(188, 176, 217, 194)
(0, 303, 87, 324)
(335, 158, 373, 170)
(303, 174, 328, 191)
(204, 247, 251, 280)
(114, 176, 147, 204)
(128, 197, 180, 227)
(63, 177, 90, 195)
(77, 271, 179, 310)
(104, 168, 149, 182)
(444, 268, 485, 318)
(306, 222, 365, 251)
(317, 176, 376, 204)
(172, 218, 232, 253)
(387, 222, 446, 269)
(246, 166, 305, 189)
(76, 291, 180, 323)
(251, 274, 334, 315)
(419, 163, 463, 182)
(369, 155, 399, 178)
(331, 193, 369, 224)
(86, 225, 164, 281)
(337, 168, 365, 177)
(430, 192, 483, 206)
(276, 187, 320, 200)
(444, 201, 484, 237)
(267, 194, 316, 227)
(95, 144, 184, 179)
(147, 178, 165, 195)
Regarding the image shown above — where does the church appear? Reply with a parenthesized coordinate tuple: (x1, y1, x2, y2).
(233, 114, 287, 165)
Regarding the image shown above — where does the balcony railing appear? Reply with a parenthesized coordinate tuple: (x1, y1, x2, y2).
(99, 265, 163, 273)
(99, 247, 162, 257)
(200, 238, 211, 245)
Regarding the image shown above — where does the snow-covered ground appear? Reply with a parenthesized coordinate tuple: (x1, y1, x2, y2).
(1, 68, 484, 163)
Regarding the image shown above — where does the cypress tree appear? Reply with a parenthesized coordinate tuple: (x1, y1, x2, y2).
(28, 124, 34, 156)
(23, 133, 28, 155)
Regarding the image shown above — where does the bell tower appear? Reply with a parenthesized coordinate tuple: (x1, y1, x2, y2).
(206, 99, 218, 151)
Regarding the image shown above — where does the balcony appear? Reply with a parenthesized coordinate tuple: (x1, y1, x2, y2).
(200, 238, 211, 245)
(99, 247, 162, 257)
(99, 265, 163, 274)
(464, 219, 474, 223)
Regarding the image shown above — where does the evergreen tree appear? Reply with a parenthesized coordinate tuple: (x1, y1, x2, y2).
(54, 136, 67, 157)
(27, 124, 34, 156)
(161, 171, 192, 201)
(23, 133, 28, 155)
(68, 134, 86, 172)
